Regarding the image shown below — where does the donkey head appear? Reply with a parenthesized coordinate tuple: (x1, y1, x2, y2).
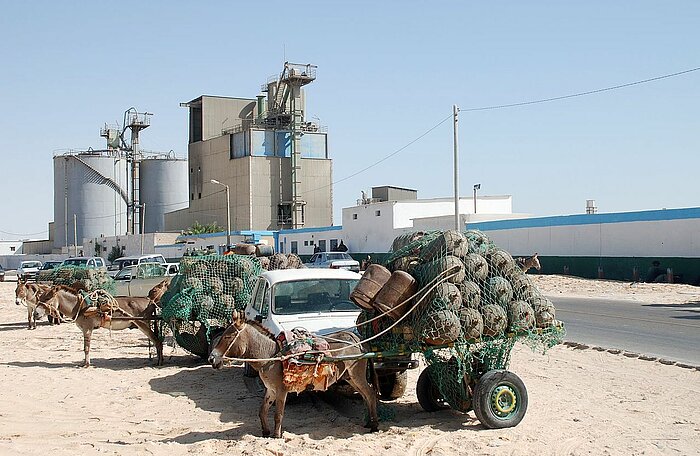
(208, 310, 247, 369)
(531, 253, 541, 271)
(15, 280, 28, 306)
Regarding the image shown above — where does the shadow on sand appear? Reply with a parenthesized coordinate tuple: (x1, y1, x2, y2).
(149, 365, 479, 443)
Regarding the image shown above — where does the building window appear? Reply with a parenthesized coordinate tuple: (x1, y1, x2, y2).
(198, 192, 201, 199)
(291, 241, 298, 254)
(375, 210, 381, 216)
(330, 239, 338, 251)
(352, 213, 358, 220)
(304, 241, 308, 246)
(318, 240, 326, 252)
(191, 193, 194, 201)
(10, 246, 15, 252)
(190, 168, 193, 174)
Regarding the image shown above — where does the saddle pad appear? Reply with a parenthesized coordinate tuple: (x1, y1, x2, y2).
(282, 359, 337, 393)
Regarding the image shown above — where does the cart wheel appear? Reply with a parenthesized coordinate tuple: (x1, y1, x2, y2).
(377, 371, 408, 401)
(416, 366, 450, 412)
(473, 370, 528, 429)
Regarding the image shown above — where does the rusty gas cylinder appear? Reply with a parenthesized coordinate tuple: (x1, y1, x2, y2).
(350, 264, 391, 310)
(373, 270, 418, 321)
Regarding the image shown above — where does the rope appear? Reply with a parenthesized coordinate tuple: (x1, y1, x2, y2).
(219, 266, 461, 364)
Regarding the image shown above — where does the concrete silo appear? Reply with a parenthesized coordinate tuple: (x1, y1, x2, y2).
(139, 155, 188, 232)
(53, 150, 128, 249)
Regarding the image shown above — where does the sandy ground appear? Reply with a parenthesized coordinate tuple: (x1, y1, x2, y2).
(1, 277, 699, 455)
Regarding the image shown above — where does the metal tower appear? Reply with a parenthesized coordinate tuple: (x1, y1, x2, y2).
(262, 62, 317, 229)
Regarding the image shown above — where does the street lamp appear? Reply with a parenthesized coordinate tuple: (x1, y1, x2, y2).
(473, 184, 481, 214)
(210, 179, 231, 252)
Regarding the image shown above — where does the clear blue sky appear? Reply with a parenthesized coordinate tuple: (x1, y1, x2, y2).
(1, 1, 698, 240)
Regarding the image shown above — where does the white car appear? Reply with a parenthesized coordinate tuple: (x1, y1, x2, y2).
(108, 254, 167, 277)
(245, 268, 362, 337)
(113, 262, 177, 297)
(305, 252, 360, 273)
(17, 260, 43, 281)
(242, 268, 415, 400)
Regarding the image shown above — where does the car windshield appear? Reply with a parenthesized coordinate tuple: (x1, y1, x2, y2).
(62, 259, 88, 266)
(22, 261, 42, 268)
(40, 262, 60, 270)
(272, 278, 359, 315)
(326, 253, 352, 261)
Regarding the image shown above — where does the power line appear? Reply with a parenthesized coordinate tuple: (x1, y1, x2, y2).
(0, 229, 49, 237)
(460, 66, 700, 112)
(302, 65, 700, 195)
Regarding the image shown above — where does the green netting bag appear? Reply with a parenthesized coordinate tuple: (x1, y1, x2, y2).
(160, 254, 263, 357)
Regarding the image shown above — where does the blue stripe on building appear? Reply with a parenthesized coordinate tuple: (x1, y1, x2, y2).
(469, 207, 700, 231)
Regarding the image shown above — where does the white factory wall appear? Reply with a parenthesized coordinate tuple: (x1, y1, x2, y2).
(276, 226, 346, 256)
(469, 208, 700, 258)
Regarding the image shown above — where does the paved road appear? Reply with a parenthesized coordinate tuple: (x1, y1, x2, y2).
(548, 296, 700, 365)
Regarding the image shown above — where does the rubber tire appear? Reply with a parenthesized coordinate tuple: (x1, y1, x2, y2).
(473, 370, 528, 429)
(416, 366, 450, 412)
(377, 371, 408, 401)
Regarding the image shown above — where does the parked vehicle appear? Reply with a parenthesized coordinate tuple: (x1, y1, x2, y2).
(61, 257, 106, 269)
(113, 262, 177, 297)
(305, 252, 360, 272)
(17, 260, 43, 281)
(0, 264, 5, 282)
(108, 254, 167, 277)
(36, 260, 65, 282)
(40, 261, 63, 271)
(243, 268, 416, 399)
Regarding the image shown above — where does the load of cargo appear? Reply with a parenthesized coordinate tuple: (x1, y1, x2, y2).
(42, 265, 116, 295)
(352, 229, 564, 428)
(159, 251, 306, 357)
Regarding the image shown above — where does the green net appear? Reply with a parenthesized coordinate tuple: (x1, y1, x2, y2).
(160, 254, 263, 357)
(358, 229, 565, 412)
(42, 265, 116, 295)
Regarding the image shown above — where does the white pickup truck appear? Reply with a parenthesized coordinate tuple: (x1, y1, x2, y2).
(113, 262, 178, 297)
(242, 268, 416, 400)
(305, 252, 360, 272)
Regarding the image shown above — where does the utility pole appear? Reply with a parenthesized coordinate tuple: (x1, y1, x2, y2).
(73, 213, 78, 256)
(140, 203, 146, 254)
(473, 183, 481, 214)
(211, 180, 231, 252)
(453, 105, 460, 231)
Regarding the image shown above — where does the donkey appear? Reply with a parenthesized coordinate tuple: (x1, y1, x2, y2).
(516, 253, 541, 273)
(14, 280, 53, 329)
(36, 286, 163, 367)
(209, 312, 378, 438)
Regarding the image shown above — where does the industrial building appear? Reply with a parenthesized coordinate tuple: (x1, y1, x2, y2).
(51, 108, 188, 252)
(165, 62, 333, 234)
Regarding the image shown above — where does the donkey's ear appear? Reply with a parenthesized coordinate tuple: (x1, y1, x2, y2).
(232, 310, 245, 328)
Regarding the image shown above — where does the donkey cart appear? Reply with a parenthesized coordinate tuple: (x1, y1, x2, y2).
(349, 229, 565, 429)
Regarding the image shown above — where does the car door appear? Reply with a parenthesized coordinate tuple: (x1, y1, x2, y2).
(131, 264, 167, 296)
(245, 277, 270, 323)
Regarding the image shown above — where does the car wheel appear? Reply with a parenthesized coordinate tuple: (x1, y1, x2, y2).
(472, 370, 528, 429)
(416, 366, 450, 412)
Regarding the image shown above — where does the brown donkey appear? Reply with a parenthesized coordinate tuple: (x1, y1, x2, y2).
(36, 286, 163, 367)
(516, 253, 541, 273)
(209, 312, 378, 438)
(15, 280, 53, 329)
